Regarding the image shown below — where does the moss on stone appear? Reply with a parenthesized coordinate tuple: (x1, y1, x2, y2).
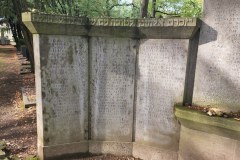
(175, 104, 240, 140)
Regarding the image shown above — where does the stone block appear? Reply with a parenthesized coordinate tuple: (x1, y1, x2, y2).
(178, 126, 240, 160)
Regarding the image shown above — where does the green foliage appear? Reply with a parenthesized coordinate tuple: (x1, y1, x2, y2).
(0, 0, 15, 18)
(0, 0, 203, 18)
(151, 0, 203, 18)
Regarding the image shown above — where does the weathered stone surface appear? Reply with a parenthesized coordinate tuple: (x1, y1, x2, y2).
(23, 11, 202, 160)
(133, 143, 178, 160)
(175, 105, 240, 140)
(22, 12, 200, 39)
(34, 35, 88, 147)
(90, 37, 136, 142)
(89, 141, 133, 156)
(135, 39, 188, 151)
(193, 0, 240, 112)
(178, 126, 240, 160)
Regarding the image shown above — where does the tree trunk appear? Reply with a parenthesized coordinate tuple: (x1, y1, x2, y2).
(8, 18, 19, 49)
(152, 0, 156, 18)
(11, 0, 35, 73)
(16, 22, 23, 40)
(140, 0, 149, 18)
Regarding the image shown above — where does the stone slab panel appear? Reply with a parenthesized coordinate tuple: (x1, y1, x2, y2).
(179, 126, 239, 160)
(39, 35, 88, 146)
(193, 0, 240, 112)
(89, 141, 133, 156)
(135, 39, 188, 151)
(90, 37, 136, 142)
(133, 143, 178, 160)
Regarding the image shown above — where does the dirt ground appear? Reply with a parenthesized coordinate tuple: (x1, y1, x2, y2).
(0, 45, 141, 160)
(0, 45, 36, 159)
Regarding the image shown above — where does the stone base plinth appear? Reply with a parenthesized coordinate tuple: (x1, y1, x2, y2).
(133, 143, 178, 160)
(89, 141, 133, 156)
(39, 141, 89, 160)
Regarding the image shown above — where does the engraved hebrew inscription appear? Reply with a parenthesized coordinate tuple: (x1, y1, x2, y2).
(40, 35, 88, 145)
(135, 39, 188, 150)
(90, 37, 136, 141)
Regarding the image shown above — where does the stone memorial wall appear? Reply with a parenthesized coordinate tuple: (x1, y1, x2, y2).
(22, 12, 201, 160)
(22, 0, 240, 159)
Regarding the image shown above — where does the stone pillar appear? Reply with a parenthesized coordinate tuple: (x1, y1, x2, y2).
(193, 0, 240, 112)
(178, 0, 240, 159)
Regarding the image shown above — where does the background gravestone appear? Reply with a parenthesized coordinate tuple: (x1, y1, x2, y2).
(90, 37, 136, 155)
(34, 35, 88, 158)
(133, 39, 188, 160)
(193, 0, 240, 112)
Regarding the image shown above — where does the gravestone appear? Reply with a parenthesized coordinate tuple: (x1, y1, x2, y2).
(133, 39, 188, 159)
(90, 37, 136, 155)
(193, 0, 240, 112)
(34, 35, 89, 158)
(21, 87, 36, 107)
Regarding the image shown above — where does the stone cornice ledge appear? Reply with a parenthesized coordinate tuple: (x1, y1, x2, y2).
(22, 12, 201, 39)
(175, 105, 240, 140)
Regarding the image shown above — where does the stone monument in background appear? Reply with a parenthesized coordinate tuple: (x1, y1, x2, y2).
(178, 0, 240, 159)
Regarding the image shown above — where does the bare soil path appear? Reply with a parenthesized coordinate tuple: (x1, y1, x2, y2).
(0, 45, 36, 159)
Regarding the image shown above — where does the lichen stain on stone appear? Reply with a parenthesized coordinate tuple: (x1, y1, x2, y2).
(43, 106, 56, 119)
(42, 92, 46, 99)
(68, 45, 74, 64)
(44, 137, 50, 143)
(40, 35, 50, 67)
(72, 85, 77, 94)
(44, 126, 48, 132)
